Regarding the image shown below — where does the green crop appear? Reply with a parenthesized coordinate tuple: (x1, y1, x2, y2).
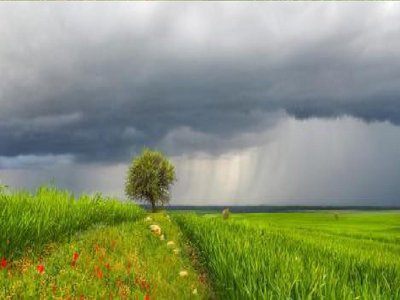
(0, 186, 144, 258)
(174, 212, 400, 299)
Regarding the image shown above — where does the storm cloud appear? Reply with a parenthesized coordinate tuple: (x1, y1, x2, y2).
(0, 2, 400, 205)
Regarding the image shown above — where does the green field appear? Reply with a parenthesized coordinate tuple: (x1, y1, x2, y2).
(1, 186, 399, 299)
(0, 187, 211, 298)
(174, 211, 400, 299)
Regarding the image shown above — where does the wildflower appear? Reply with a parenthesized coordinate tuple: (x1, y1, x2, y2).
(145, 216, 152, 222)
(141, 279, 146, 289)
(149, 225, 161, 235)
(167, 241, 175, 247)
(37, 264, 45, 274)
(173, 249, 181, 254)
(179, 270, 188, 277)
(159, 234, 165, 241)
(135, 275, 139, 285)
(96, 266, 103, 279)
(1, 258, 7, 269)
(73, 252, 79, 261)
(71, 260, 76, 268)
(144, 293, 150, 300)
(192, 288, 198, 295)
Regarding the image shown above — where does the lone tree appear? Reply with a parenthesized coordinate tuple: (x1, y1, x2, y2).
(125, 148, 176, 212)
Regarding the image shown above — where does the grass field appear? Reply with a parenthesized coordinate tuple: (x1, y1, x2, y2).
(0, 213, 211, 299)
(0, 186, 145, 257)
(0, 187, 212, 299)
(174, 211, 400, 299)
(1, 186, 399, 299)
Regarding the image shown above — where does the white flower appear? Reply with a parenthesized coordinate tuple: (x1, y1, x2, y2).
(192, 288, 198, 295)
(159, 234, 165, 241)
(149, 224, 161, 235)
(179, 270, 188, 277)
(167, 241, 175, 247)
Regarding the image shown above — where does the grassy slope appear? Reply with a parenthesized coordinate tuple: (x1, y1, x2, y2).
(174, 211, 400, 299)
(1, 213, 212, 299)
(0, 186, 145, 257)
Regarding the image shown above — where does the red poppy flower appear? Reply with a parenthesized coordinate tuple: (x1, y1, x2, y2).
(144, 293, 150, 300)
(37, 264, 45, 274)
(71, 260, 76, 268)
(141, 279, 147, 290)
(1, 258, 7, 269)
(73, 252, 79, 261)
(96, 267, 103, 279)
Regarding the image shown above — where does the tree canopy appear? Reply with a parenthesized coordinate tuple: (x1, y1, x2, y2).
(125, 149, 176, 212)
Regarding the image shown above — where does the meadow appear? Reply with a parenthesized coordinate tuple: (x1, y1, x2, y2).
(0, 186, 144, 257)
(173, 211, 400, 299)
(0, 187, 210, 299)
(1, 185, 399, 299)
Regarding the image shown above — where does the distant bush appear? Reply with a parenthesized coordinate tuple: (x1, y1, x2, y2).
(0, 186, 145, 257)
(222, 208, 230, 220)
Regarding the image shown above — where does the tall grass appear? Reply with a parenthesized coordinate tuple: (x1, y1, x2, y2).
(0, 186, 144, 257)
(174, 213, 400, 299)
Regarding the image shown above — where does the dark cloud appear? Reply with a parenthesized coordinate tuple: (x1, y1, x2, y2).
(1, 2, 400, 164)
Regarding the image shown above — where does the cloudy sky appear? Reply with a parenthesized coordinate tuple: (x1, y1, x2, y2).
(1, 2, 400, 206)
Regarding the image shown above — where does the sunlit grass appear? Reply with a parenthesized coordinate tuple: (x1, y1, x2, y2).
(0, 186, 145, 258)
(0, 213, 211, 299)
(174, 212, 400, 299)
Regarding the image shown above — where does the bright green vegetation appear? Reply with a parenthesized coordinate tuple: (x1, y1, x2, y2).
(2, 185, 398, 299)
(1, 213, 211, 299)
(0, 186, 145, 257)
(125, 148, 176, 213)
(230, 211, 400, 244)
(174, 211, 400, 299)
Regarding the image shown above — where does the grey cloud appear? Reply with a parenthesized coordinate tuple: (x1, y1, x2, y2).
(2, 117, 399, 205)
(171, 117, 400, 206)
(0, 2, 400, 163)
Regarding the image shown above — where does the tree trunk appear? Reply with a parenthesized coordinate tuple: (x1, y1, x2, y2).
(151, 200, 156, 213)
